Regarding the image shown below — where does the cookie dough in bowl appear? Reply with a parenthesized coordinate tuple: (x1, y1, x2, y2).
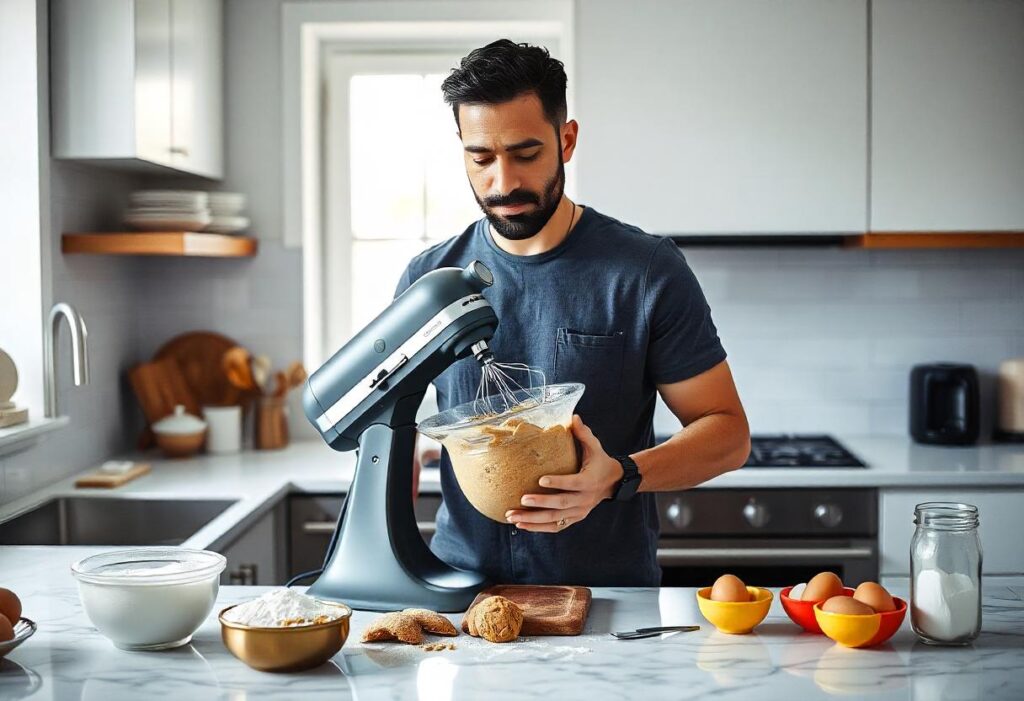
(418, 383, 584, 523)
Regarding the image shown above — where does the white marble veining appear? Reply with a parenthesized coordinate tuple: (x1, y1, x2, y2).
(1, 546, 1023, 700)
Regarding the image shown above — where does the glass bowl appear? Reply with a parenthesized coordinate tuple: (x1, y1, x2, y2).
(417, 383, 585, 522)
(71, 548, 226, 650)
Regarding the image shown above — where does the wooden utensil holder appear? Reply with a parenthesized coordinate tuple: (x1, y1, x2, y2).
(255, 396, 289, 450)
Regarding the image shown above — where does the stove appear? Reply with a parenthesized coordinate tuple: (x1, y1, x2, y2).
(655, 433, 866, 468)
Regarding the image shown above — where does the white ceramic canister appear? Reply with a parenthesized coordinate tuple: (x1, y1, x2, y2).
(203, 405, 242, 454)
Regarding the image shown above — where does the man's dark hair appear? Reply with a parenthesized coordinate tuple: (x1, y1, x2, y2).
(441, 39, 567, 129)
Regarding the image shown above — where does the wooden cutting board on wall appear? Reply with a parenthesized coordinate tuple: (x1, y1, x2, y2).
(461, 584, 592, 636)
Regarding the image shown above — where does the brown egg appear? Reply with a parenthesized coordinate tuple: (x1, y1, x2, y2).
(852, 582, 896, 613)
(710, 574, 750, 602)
(0, 588, 20, 626)
(802, 571, 844, 603)
(0, 614, 13, 643)
(822, 595, 875, 615)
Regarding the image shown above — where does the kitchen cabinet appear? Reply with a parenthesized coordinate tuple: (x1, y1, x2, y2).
(871, 0, 1024, 231)
(51, 0, 224, 179)
(879, 488, 1024, 577)
(218, 501, 287, 586)
(576, 0, 867, 234)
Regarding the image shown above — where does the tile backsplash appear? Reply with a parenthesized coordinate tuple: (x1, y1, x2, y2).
(654, 247, 1024, 438)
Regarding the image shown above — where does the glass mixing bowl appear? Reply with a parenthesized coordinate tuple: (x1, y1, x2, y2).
(417, 382, 585, 523)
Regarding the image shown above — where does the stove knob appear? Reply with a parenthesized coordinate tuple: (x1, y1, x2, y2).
(814, 503, 843, 528)
(742, 499, 770, 528)
(665, 500, 693, 529)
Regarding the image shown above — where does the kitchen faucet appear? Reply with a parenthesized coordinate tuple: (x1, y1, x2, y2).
(44, 302, 89, 418)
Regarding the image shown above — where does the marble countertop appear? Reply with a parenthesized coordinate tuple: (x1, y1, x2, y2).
(1, 546, 1022, 700)
(2, 436, 1022, 555)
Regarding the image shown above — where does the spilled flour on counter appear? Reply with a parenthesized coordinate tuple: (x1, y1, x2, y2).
(360, 635, 593, 668)
(223, 589, 345, 627)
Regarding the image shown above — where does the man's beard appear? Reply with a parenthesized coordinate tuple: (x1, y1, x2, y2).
(473, 158, 565, 241)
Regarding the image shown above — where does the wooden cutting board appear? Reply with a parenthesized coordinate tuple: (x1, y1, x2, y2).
(75, 463, 151, 488)
(154, 331, 243, 407)
(461, 585, 592, 636)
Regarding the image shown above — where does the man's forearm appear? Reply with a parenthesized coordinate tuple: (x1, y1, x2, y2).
(632, 411, 750, 492)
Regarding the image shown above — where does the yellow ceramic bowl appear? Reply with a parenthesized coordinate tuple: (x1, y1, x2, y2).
(813, 597, 907, 648)
(696, 586, 773, 634)
(219, 601, 352, 673)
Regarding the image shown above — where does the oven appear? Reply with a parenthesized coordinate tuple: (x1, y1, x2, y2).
(656, 488, 878, 587)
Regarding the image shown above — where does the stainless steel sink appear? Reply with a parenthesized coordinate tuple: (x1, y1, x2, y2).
(0, 497, 236, 546)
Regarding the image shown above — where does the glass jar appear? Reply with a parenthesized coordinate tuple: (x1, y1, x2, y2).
(910, 502, 982, 645)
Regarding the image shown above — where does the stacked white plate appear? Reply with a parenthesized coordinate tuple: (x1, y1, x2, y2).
(125, 191, 211, 231)
(206, 192, 249, 234)
(124, 190, 250, 234)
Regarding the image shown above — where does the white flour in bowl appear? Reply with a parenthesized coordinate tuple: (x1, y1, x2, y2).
(223, 589, 344, 627)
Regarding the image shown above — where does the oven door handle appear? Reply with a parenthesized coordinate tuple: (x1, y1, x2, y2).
(301, 520, 437, 535)
(656, 546, 875, 564)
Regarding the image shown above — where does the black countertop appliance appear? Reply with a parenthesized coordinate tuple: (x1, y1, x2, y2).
(909, 363, 980, 445)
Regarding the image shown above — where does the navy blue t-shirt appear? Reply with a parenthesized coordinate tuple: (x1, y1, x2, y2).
(395, 206, 726, 586)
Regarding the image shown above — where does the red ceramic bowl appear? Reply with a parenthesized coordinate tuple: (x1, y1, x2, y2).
(780, 585, 855, 634)
(814, 596, 907, 648)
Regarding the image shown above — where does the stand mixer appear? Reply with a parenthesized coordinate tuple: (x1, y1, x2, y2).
(302, 260, 500, 611)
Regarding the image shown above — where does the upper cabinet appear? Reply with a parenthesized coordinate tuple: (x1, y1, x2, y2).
(576, 0, 868, 235)
(51, 0, 224, 180)
(871, 0, 1024, 231)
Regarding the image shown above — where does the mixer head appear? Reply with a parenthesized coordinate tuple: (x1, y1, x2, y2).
(303, 261, 498, 451)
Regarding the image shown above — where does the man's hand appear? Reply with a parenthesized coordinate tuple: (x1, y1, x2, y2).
(505, 415, 624, 533)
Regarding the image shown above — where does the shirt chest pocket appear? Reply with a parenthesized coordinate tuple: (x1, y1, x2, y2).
(553, 328, 625, 414)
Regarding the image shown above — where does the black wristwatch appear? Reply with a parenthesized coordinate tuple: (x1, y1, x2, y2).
(610, 455, 642, 502)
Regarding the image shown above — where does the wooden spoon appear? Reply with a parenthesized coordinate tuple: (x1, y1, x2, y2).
(285, 361, 308, 389)
(250, 354, 271, 394)
(222, 346, 254, 390)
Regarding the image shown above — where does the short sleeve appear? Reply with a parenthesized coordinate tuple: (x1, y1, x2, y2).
(643, 238, 727, 385)
(394, 265, 414, 300)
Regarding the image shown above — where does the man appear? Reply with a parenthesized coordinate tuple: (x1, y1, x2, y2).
(395, 40, 750, 586)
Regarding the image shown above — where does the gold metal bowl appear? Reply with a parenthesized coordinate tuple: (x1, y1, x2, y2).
(219, 601, 352, 673)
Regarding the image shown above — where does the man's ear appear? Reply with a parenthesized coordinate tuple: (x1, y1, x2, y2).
(560, 119, 579, 164)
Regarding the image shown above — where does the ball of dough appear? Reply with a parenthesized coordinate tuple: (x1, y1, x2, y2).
(473, 595, 524, 643)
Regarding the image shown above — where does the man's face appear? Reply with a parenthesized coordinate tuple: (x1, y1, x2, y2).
(457, 93, 572, 240)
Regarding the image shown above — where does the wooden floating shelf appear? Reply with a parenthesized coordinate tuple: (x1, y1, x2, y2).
(845, 232, 1024, 249)
(62, 232, 258, 258)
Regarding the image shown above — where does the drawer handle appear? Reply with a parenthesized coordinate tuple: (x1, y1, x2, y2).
(302, 520, 436, 535)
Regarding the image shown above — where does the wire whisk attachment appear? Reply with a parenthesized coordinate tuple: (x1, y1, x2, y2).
(474, 358, 547, 418)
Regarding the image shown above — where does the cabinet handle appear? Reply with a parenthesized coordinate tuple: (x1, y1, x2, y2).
(302, 520, 436, 535)
(169, 146, 190, 156)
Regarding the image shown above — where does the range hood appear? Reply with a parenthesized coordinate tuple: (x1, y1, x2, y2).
(669, 232, 1024, 249)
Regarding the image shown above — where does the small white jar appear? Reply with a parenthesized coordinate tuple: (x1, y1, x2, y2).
(203, 405, 242, 454)
(71, 548, 226, 650)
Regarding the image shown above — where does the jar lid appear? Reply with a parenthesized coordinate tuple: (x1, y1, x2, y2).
(152, 405, 207, 435)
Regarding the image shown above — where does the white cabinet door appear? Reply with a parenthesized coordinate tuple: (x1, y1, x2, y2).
(134, 0, 174, 168)
(576, 0, 868, 234)
(871, 0, 1024, 231)
(880, 489, 1024, 576)
(170, 0, 224, 179)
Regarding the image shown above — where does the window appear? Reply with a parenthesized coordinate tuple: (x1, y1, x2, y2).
(324, 53, 482, 350)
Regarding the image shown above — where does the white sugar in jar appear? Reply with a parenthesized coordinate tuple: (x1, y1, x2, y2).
(71, 548, 226, 650)
(910, 502, 982, 645)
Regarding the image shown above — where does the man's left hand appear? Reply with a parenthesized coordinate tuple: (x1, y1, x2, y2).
(505, 414, 624, 533)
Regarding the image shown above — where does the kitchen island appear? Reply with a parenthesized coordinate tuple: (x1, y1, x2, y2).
(1, 546, 1022, 700)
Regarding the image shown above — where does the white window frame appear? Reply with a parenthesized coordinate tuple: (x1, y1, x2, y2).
(323, 51, 472, 352)
(281, 0, 575, 370)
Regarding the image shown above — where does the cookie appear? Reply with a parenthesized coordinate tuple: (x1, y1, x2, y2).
(472, 595, 523, 643)
(401, 608, 458, 636)
(360, 612, 424, 645)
